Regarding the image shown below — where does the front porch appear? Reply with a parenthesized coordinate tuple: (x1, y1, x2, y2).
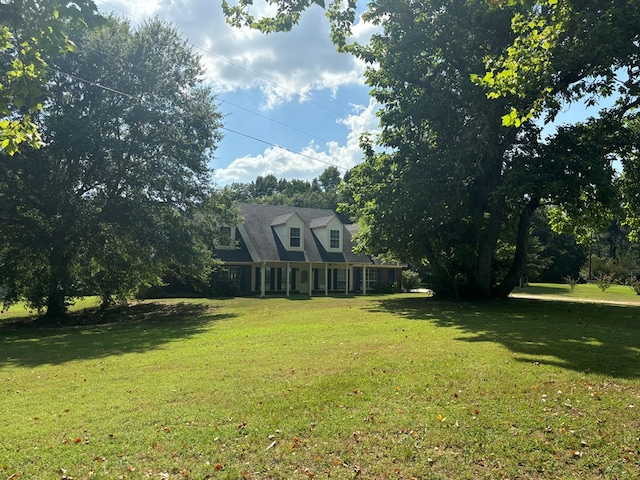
(250, 262, 398, 297)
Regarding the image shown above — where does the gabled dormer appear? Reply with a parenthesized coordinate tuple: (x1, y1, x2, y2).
(217, 225, 237, 249)
(271, 212, 305, 251)
(310, 215, 344, 252)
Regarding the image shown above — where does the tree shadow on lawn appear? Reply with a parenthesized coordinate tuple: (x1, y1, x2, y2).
(0, 302, 235, 368)
(371, 296, 640, 379)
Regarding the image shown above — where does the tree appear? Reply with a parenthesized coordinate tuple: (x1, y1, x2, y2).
(621, 117, 640, 243)
(1, 0, 99, 154)
(318, 165, 341, 192)
(0, 16, 225, 317)
(252, 174, 279, 197)
(530, 209, 588, 283)
(224, 0, 640, 299)
(224, 168, 346, 210)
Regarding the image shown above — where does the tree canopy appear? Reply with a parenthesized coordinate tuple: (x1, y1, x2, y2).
(224, 0, 640, 299)
(224, 167, 347, 211)
(0, 16, 226, 316)
(1, 0, 100, 155)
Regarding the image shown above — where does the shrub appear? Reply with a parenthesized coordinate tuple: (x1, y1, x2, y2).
(374, 281, 399, 294)
(580, 255, 629, 282)
(402, 270, 422, 290)
(594, 273, 616, 293)
(563, 275, 578, 290)
(630, 276, 640, 295)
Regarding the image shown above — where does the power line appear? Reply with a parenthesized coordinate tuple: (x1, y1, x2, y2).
(221, 127, 347, 171)
(95, 0, 344, 116)
(91, 0, 354, 173)
(51, 67, 349, 172)
(220, 99, 331, 144)
(72, 39, 335, 147)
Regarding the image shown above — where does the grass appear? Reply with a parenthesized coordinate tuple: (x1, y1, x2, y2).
(0, 296, 102, 319)
(512, 281, 640, 304)
(1, 290, 640, 479)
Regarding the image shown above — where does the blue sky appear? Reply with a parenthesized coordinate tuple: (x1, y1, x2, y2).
(95, 0, 610, 186)
(96, 0, 379, 186)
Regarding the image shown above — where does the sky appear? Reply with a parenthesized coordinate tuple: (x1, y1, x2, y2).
(93, 1, 613, 188)
(95, 0, 380, 187)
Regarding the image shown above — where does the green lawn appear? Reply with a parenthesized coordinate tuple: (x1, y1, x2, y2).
(1, 291, 639, 479)
(512, 282, 640, 304)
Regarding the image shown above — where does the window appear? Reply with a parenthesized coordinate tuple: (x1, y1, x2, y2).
(330, 229, 340, 249)
(365, 269, 378, 291)
(219, 226, 233, 246)
(290, 227, 301, 248)
(227, 266, 241, 282)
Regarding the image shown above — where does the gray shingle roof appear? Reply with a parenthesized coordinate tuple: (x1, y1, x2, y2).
(215, 203, 381, 265)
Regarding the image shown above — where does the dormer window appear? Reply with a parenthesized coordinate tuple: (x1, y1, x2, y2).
(290, 227, 301, 248)
(310, 215, 343, 252)
(218, 225, 235, 248)
(272, 212, 304, 251)
(330, 229, 340, 249)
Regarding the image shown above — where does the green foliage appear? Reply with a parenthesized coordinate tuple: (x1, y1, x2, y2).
(0, 0, 100, 154)
(402, 269, 422, 290)
(223, 0, 326, 33)
(594, 272, 617, 293)
(579, 255, 630, 283)
(620, 117, 640, 241)
(225, 167, 347, 211)
(0, 17, 226, 317)
(225, 0, 640, 300)
(317, 165, 341, 192)
(563, 275, 577, 290)
(532, 209, 588, 282)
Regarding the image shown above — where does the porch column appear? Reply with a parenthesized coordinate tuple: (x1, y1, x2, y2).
(309, 262, 313, 296)
(363, 265, 367, 295)
(286, 262, 290, 297)
(345, 263, 349, 295)
(261, 261, 266, 297)
(325, 264, 329, 296)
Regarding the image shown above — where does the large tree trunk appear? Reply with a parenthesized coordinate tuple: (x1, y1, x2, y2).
(44, 246, 70, 319)
(474, 196, 505, 298)
(44, 289, 67, 318)
(495, 195, 541, 298)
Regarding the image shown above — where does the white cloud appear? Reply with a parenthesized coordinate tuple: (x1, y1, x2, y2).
(96, 0, 383, 186)
(97, 0, 367, 108)
(214, 97, 380, 184)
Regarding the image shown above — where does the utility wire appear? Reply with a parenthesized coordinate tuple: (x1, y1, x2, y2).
(221, 127, 347, 170)
(51, 67, 349, 172)
(220, 99, 331, 144)
(72, 39, 335, 147)
(95, 0, 344, 116)
(91, 0, 352, 171)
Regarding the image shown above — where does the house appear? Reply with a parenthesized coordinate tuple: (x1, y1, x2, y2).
(213, 203, 403, 296)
